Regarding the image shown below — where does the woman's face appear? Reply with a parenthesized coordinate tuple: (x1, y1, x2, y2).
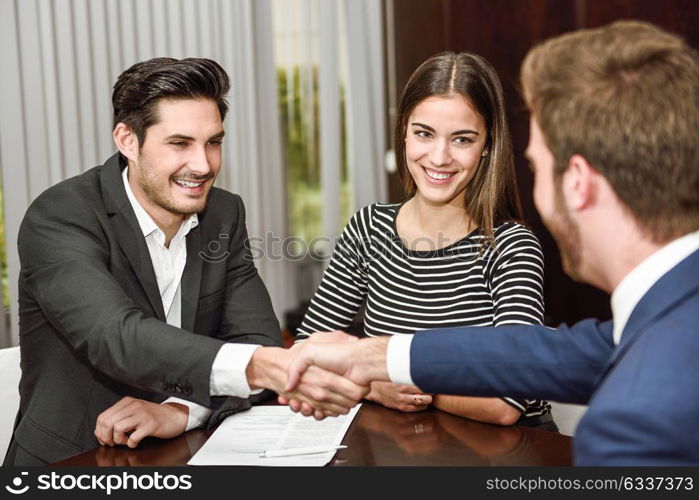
(405, 94, 488, 208)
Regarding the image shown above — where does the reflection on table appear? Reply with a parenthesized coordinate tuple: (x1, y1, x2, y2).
(54, 402, 572, 466)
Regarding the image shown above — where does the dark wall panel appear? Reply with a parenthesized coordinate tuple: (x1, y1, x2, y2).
(584, 0, 699, 47)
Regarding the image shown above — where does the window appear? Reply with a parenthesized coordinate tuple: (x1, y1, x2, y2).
(273, 0, 353, 249)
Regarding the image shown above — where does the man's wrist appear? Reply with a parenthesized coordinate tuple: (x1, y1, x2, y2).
(161, 402, 190, 430)
(360, 337, 390, 382)
(246, 346, 288, 391)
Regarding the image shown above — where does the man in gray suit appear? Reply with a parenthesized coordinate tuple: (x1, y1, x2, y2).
(6, 58, 364, 465)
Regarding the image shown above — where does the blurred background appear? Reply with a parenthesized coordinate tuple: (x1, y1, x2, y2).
(1, 0, 697, 347)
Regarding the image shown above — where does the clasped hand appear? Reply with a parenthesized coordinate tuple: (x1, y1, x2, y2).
(282, 332, 391, 416)
(276, 330, 369, 419)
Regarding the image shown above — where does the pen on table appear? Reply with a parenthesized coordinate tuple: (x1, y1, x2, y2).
(259, 445, 347, 458)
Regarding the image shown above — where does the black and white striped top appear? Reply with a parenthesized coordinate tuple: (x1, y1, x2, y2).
(298, 203, 550, 418)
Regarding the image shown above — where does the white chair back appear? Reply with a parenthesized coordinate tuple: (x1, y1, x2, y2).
(0, 346, 21, 458)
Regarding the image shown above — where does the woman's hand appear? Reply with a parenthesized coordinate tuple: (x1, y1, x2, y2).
(366, 381, 432, 412)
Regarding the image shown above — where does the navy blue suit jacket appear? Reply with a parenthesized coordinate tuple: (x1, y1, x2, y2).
(410, 249, 699, 465)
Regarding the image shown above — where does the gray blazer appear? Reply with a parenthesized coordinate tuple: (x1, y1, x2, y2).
(9, 153, 281, 464)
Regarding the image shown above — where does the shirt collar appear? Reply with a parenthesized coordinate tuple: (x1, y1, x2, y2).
(122, 166, 198, 240)
(611, 229, 699, 345)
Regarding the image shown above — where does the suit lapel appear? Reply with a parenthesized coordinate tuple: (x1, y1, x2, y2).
(100, 153, 166, 321)
(181, 227, 203, 332)
(597, 248, 699, 381)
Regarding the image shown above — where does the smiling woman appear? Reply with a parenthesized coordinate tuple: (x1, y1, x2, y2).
(394, 52, 521, 250)
(296, 52, 554, 429)
(401, 94, 488, 248)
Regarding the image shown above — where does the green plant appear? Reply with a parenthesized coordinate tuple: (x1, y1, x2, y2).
(277, 66, 352, 245)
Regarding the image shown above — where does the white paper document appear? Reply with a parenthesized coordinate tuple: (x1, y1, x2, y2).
(188, 404, 360, 466)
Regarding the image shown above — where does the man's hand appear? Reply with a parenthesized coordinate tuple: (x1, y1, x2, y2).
(277, 330, 365, 417)
(247, 339, 368, 420)
(94, 397, 188, 448)
(366, 381, 431, 413)
(276, 364, 368, 419)
(285, 335, 391, 392)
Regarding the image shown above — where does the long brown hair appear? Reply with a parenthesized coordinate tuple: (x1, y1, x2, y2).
(395, 51, 522, 249)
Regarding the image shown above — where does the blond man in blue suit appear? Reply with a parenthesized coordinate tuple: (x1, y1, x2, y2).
(286, 20, 699, 465)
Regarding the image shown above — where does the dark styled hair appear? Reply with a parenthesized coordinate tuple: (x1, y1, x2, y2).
(521, 20, 699, 242)
(112, 57, 230, 145)
(395, 51, 522, 249)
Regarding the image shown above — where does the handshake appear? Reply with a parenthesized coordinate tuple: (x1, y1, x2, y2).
(259, 331, 392, 420)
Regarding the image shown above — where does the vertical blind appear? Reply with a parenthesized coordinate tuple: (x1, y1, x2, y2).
(0, 0, 386, 345)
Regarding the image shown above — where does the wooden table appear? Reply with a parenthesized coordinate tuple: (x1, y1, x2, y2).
(54, 402, 572, 466)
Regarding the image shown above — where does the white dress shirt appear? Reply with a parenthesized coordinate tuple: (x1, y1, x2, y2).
(387, 230, 699, 385)
(122, 168, 261, 430)
(610, 230, 699, 345)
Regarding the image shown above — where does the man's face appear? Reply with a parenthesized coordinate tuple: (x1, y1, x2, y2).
(526, 117, 583, 281)
(128, 98, 224, 221)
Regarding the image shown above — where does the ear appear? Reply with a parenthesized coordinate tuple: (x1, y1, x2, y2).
(113, 123, 140, 162)
(561, 154, 597, 211)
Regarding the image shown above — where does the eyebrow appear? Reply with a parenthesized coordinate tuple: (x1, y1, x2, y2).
(410, 122, 479, 136)
(165, 131, 226, 141)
